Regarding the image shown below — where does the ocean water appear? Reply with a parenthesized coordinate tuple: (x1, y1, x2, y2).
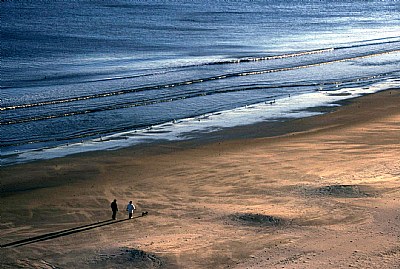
(1, 0, 400, 165)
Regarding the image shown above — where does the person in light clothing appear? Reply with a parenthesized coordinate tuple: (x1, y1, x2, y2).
(126, 201, 136, 219)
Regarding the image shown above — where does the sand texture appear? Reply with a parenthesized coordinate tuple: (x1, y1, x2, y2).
(1, 90, 399, 268)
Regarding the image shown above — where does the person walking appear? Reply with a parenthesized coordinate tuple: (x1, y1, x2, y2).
(111, 199, 118, 220)
(126, 201, 136, 219)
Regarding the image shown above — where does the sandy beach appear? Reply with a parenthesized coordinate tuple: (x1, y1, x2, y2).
(1, 89, 399, 269)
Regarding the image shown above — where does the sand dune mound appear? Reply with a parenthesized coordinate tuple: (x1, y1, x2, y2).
(310, 184, 375, 198)
(92, 248, 165, 269)
(231, 213, 285, 227)
(126, 249, 163, 268)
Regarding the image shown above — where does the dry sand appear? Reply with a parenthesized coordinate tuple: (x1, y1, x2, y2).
(1, 90, 399, 269)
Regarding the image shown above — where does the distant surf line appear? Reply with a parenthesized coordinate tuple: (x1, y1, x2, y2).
(1, 47, 334, 111)
(1, 48, 399, 116)
(3, 36, 398, 90)
(0, 47, 334, 90)
(0, 73, 389, 127)
(238, 49, 400, 76)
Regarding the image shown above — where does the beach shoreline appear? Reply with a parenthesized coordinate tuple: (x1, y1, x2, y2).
(1, 89, 399, 268)
(3, 78, 398, 168)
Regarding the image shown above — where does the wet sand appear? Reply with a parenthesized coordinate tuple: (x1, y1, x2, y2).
(1, 90, 399, 268)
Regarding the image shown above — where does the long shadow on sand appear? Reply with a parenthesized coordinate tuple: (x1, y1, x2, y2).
(1, 215, 144, 248)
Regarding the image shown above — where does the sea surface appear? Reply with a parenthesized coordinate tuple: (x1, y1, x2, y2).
(1, 0, 400, 165)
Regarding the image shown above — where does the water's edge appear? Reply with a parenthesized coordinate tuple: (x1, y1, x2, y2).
(2, 81, 398, 167)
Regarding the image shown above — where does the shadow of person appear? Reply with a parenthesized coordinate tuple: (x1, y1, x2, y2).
(1, 215, 144, 248)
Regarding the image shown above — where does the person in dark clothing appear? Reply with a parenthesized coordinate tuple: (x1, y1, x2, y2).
(111, 199, 118, 220)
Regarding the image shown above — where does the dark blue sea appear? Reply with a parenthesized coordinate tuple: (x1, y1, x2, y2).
(1, 0, 400, 165)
